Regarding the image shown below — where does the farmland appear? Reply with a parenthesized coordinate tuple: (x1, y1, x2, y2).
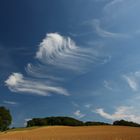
(0, 126, 140, 140)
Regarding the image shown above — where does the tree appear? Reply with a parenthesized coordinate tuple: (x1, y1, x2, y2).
(0, 106, 12, 131)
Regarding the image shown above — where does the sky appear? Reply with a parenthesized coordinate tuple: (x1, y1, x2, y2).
(0, 0, 140, 127)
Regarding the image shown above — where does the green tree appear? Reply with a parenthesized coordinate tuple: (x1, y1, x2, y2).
(0, 106, 12, 131)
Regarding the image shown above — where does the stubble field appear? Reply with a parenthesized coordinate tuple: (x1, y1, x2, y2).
(0, 126, 140, 140)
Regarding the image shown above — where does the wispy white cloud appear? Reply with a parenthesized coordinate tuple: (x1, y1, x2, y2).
(84, 104, 92, 109)
(3, 100, 18, 105)
(90, 19, 129, 38)
(26, 33, 109, 81)
(72, 101, 79, 108)
(26, 63, 64, 81)
(103, 80, 113, 90)
(5, 73, 68, 96)
(35, 33, 95, 71)
(5, 33, 109, 96)
(95, 107, 127, 120)
(123, 75, 138, 91)
(73, 110, 86, 118)
(123, 71, 140, 92)
(95, 106, 140, 123)
(102, 0, 140, 34)
(104, 0, 124, 12)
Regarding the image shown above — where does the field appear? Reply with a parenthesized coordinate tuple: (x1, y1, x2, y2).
(0, 126, 140, 140)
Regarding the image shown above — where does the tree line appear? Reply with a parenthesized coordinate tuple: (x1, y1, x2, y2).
(26, 116, 140, 128)
(113, 120, 140, 127)
(0, 106, 140, 131)
(27, 116, 84, 127)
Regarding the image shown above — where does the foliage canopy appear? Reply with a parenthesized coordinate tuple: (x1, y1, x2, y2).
(0, 106, 12, 131)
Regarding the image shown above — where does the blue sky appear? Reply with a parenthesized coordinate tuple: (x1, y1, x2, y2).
(0, 0, 140, 127)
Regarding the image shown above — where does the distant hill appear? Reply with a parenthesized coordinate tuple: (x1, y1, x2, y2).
(113, 120, 140, 127)
(26, 116, 110, 127)
(26, 116, 140, 128)
(27, 116, 84, 127)
(85, 121, 110, 126)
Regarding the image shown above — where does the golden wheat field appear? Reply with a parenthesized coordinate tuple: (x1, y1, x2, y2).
(0, 126, 140, 140)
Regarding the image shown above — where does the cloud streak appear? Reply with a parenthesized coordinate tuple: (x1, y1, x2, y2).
(73, 110, 86, 119)
(96, 106, 140, 123)
(123, 75, 138, 92)
(5, 73, 68, 96)
(84, 104, 92, 109)
(89, 19, 129, 38)
(104, 0, 124, 12)
(26, 63, 64, 81)
(103, 80, 113, 90)
(3, 100, 18, 105)
(123, 71, 140, 92)
(27, 33, 110, 78)
(35, 33, 99, 71)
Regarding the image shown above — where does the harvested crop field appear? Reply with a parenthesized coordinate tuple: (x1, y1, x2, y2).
(0, 126, 140, 140)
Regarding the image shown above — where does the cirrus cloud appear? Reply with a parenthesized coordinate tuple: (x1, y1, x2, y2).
(5, 33, 108, 96)
(3, 100, 18, 105)
(123, 71, 140, 92)
(95, 106, 140, 123)
(5, 73, 68, 96)
(73, 110, 86, 119)
(35, 33, 100, 71)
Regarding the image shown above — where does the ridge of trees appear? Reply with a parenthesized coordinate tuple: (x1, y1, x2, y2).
(27, 116, 84, 127)
(26, 117, 140, 128)
(113, 120, 140, 127)
(1, 106, 140, 131)
(85, 121, 110, 126)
